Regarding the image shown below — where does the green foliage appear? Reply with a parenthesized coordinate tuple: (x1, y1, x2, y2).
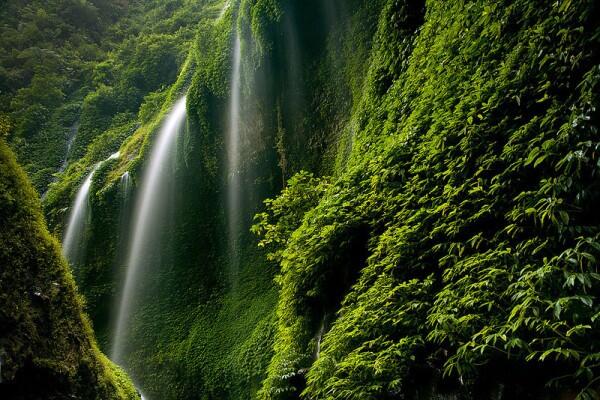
(258, 0, 600, 399)
(0, 0, 127, 192)
(2, 0, 203, 193)
(252, 171, 330, 264)
(139, 90, 169, 124)
(0, 113, 11, 137)
(40, 2, 281, 399)
(121, 34, 181, 93)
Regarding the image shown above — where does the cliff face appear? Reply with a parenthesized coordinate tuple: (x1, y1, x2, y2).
(0, 140, 138, 399)
(6, 0, 599, 399)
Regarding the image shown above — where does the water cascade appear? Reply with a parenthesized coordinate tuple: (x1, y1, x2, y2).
(112, 97, 187, 364)
(227, 33, 242, 284)
(218, 0, 230, 19)
(282, 5, 304, 123)
(115, 171, 133, 269)
(60, 122, 79, 174)
(42, 122, 79, 201)
(62, 151, 120, 264)
(314, 314, 329, 360)
(120, 171, 132, 210)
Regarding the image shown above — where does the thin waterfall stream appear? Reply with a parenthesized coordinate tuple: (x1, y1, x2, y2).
(62, 167, 96, 262)
(41, 122, 79, 201)
(112, 97, 187, 368)
(60, 122, 79, 174)
(227, 33, 242, 284)
(218, 0, 230, 19)
(62, 151, 120, 264)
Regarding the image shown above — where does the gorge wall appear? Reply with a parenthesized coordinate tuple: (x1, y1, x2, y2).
(1, 0, 599, 399)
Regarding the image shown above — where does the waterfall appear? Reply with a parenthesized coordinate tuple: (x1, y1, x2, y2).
(62, 168, 96, 263)
(62, 151, 120, 265)
(60, 122, 79, 174)
(218, 0, 230, 19)
(315, 320, 325, 359)
(42, 122, 79, 201)
(314, 314, 328, 360)
(120, 171, 132, 209)
(115, 171, 133, 269)
(112, 97, 187, 364)
(227, 33, 242, 284)
(283, 7, 304, 117)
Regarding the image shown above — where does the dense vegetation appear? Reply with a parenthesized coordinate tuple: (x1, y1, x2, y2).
(254, 0, 600, 397)
(1, 0, 599, 399)
(0, 141, 138, 399)
(1, 0, 203, 193)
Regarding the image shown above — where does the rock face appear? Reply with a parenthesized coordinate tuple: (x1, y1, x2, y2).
(0, 140, 138, 400)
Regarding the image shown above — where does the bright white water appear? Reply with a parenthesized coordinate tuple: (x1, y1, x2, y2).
(120, 170, 131, 184)
(120, 171, 131, 206)
(116, 171, 133, 265)
(227, 33, 242, 283)
(218, 0, 230, 19)
(111, 97, 187, 364)
(62, 151, 120, 264)
(62, 168, 96, 262)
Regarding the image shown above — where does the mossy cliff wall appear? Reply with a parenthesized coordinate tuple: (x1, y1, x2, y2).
(0, 140, 138, 399)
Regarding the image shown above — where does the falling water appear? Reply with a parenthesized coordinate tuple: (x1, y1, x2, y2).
(62, 168, 96, 262)
(315, 321, 325, 359)
(62, 152, 120, 264)
(283, 6, 304, 116)
(42, 122, 79, 201)
(112, 97, 187, 364)
(60, 122, 79, 174)
(227, 33, 242, 284)
(120, 170, 131, 187)
(120, 171, 132, 209)
(314, 314, 328, 360)
(115, 171, 133, 269)
(218, 0, 230, 19)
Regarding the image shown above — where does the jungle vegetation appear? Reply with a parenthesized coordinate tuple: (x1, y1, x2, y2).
(1, 0, 599, 399)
